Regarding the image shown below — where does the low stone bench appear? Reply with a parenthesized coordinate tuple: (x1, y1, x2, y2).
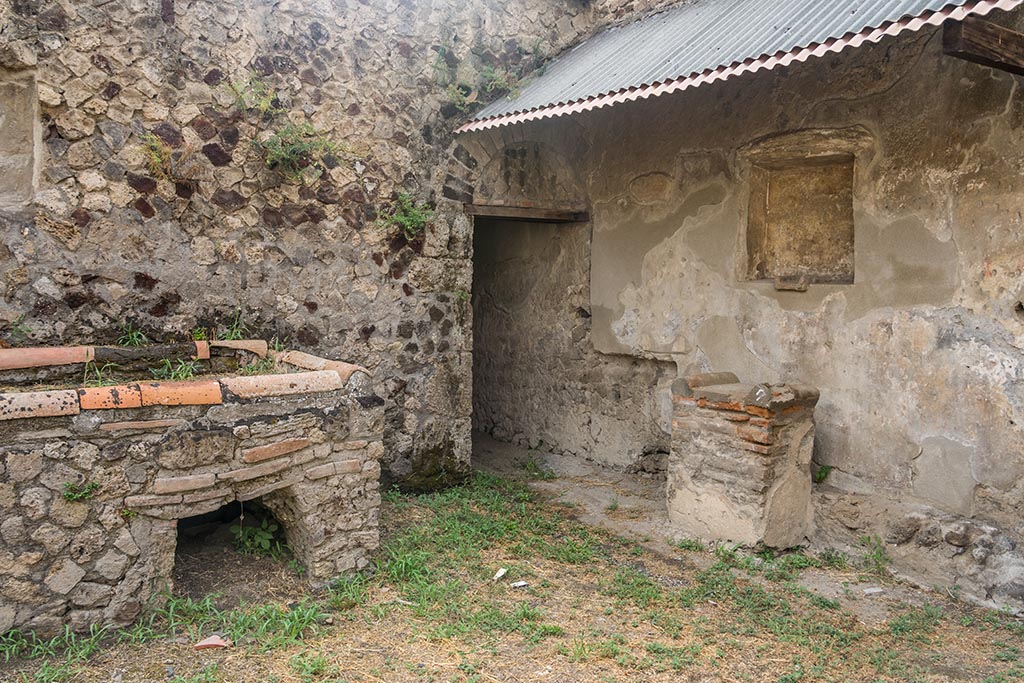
(668, 372, 819, 548)
(0, 344, 383, 634)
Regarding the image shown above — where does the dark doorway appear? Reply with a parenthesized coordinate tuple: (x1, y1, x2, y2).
(470, 213, 672, 469)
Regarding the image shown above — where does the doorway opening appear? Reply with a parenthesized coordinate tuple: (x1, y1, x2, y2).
(469, 207, 673, 472)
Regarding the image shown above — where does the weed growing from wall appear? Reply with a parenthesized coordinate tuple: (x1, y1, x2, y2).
(256, 123, 339, 184)
(218, 310, 248, 341)
(230, 74, 350, 185)
(479, 65, 518, 97)
(140, 133, 173, 179)
(82, 362, 120, 387)
(117, 321, 148, 347)
(230, 76, 284, 119)
(378, 193, 434, 240)
(62, 482, 100, 502)
(2, 314, 32, 344)
(150, 359, 199, 381)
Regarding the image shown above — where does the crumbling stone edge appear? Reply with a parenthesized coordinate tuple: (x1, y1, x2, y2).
(0, 342, 371, 421)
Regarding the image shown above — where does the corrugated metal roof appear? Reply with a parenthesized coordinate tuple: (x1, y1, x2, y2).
(458, 0, 1023, 133)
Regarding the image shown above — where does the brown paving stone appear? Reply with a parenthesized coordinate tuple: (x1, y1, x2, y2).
(274, 350, 369, 382)
(193, 341, 210, 359)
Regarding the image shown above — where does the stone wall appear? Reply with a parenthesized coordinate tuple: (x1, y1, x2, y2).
(472, 218, 671, 468)
(0, 363, 383, 634)
(459, 9, 1024, 608)
(0, 0, 642, 489)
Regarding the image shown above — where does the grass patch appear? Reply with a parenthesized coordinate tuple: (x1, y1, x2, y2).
(4, 471, 1019, 682)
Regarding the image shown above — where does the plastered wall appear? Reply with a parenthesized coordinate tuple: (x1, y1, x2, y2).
(462, 11, 1024, 606)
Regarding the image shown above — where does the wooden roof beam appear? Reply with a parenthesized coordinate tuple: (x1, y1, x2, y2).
(464, 203, 590, 223)
(944, 16, 1024, 77)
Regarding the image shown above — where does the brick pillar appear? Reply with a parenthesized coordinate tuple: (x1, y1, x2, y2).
(668, 373, 819, 548)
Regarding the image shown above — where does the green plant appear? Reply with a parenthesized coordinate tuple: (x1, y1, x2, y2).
(290, 651, 338, 682)
(140, 132, 173, 179)
(231, 518, 283, 558)
(0, 624, 109, 682)
(431, 41, 454, 86)
(605, 498, 619, 512)
(479, 65, 518, 97)
(150, 358, 199, 381)
(170, 663, 220, 683)
(5, 314, 32, 342)
(230, 76, 283, 119)
(445, 82, 474, 112)
(378, 193, 434, 240)
(674, 538, 705, 552)
(218, 310, 248, 340)
(117, 320, 148, 347)
(521, 455, 555, 480)
(888, 604, 943, 642)
(82, 361, 120, 387)
(328, 574, 368, 611)
(240, 356, 276, 376)
(858, 534, 891, 576)
(818, 548, 848, 570)
(809, 594, 840, 611)
(62, 482, 100, 502)
(813, 464, 833, 484)
(119, 508, 137, 521)
(191, 326, 208, 341)
(604, 567, 663, 609)
(256, 122, 339, 184)
(158, 594, 324, 650)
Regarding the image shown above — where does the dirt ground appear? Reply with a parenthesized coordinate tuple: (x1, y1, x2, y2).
(4, 436, 1023, 683)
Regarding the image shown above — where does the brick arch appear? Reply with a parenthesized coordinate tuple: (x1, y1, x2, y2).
(444, 123, 590, 210)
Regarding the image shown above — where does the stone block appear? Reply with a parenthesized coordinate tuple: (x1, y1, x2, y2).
(912, 436, 976, 516)
(155, 430, 235, 469)
(124, 493, 183, 507)
(667, 381, 817, 548)
(99, 419, 185, 432)
(221, 458, 291, 482)
(152, 473, 216, 494)
(0, 77, 37, 207)
(94, 550, 128, 581)
(44, 559, 86, 595)
(242, 438, 310, 463)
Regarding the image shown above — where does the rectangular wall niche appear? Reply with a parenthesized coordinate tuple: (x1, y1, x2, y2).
(746, 156, 855, 286)
(741, 127, 872, 288)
